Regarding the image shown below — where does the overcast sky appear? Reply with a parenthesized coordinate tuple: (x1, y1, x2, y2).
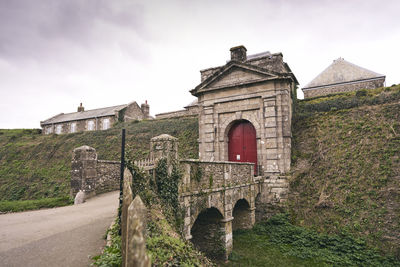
(0, 0, 399, 128)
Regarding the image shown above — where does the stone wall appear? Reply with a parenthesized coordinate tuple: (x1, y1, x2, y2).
(155, 105, 199, 119)
(96, 160, 120, 194)
(180, 160, 254, 193)
(124, 101, 148, 121)
(254, 175, 289, 221)
(71, 146, 120, 199)
(303, 78, 385, 98)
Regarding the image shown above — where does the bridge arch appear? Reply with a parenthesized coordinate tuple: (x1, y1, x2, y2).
(190, 207, 226, 259)
(232, 198, 253, 231)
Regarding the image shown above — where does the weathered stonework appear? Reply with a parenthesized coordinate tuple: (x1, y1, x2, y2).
(71, 146, 120, 199)
(155, 102, 199, 119)
(303, 78, 385, 98)
(117, 132, 292, 260)
(179, 159, 256, 260)
(191, 46, 298, 175)
(96, 160, 120, 194)
(178, 158, 290, 259)
(149, 134, 178, 162)
(71, 146, 98, 199)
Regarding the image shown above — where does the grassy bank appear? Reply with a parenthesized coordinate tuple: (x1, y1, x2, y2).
(0, 196, 72, 213)
(0, 117, 198, 204)
(290, 84, 400, 257)
(224, 214, 399, 266)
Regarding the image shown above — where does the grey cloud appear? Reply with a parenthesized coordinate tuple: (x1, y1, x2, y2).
(0, 0, 147, 61)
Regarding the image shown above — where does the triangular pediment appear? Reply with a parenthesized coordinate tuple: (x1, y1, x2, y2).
(192, 62, 281, 95)
(208, 68, 270, 89)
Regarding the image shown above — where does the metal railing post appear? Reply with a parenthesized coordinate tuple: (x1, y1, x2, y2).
(118, 128, 126, 234)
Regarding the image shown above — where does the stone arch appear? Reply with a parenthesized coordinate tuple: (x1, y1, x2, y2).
(220, 113, 261, 165)
(190, 195, 225, 231)
(232, 198, 252, 231)
(220, 113, 261, 141)
(190, 207, 226, 259)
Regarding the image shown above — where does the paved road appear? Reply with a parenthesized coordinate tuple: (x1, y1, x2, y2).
(0, 191, 119, 267)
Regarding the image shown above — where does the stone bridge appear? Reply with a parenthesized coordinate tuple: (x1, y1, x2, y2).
(179, 159, 288, 260)
(147, 134, 289, 260)
(71, 134, 289, 260)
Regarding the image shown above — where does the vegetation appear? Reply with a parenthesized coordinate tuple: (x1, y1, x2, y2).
(132, 158, 212, 266)
(0, 196, 72, 213)
(290, 84, 400, 258)
(92, 217, 122, 267)
(3, 84, 400, 264)
(93, 158, 212, 266)
(224, 214, 399, 266)
(0, 117, 198, 207)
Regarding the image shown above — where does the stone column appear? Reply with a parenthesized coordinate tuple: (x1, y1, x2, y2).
(220, 217, 233, 260)
(150, 134, 178, 163)
(263, 97, 279, 174)
(126, 195, 150, 267)
(71, 145, 97, 199)
(122, 168, 133, 267)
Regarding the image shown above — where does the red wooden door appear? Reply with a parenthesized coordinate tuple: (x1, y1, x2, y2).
(228, 121, 257, 173)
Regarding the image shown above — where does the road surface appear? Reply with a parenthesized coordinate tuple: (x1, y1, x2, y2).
(0, 191, 119, 267)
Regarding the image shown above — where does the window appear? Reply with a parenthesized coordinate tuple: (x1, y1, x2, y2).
(55, 125, 62, 134)
(46, 127, 53, 134)
(87, 120, 95, 131)
(102, 118, 110, 130)
(70, 122, 76, 133)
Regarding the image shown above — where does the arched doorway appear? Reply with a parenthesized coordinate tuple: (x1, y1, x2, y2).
(228, 120, 257, 172)
(232, 199, 252, 231)
(191, 207, 225, 259)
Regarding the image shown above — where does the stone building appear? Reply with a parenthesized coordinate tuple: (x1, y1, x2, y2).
(155, 99, 199, 119)
(302, 58, 385, 98)
(41, 101, 150, 135)
(191, 45, 298, 175)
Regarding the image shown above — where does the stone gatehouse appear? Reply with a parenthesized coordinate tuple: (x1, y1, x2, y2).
(191, 45, 298, 175)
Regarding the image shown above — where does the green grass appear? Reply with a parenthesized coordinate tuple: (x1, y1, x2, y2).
(92, 217, 122, 267)
(0, 196, 72, 213)
(290, 84, 400, 258)
(0, 117, 198, 203)
(224, 214, 399, 266)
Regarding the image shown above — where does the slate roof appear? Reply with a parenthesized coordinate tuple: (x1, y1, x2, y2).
(41, 104, 127, 125)
(303, 58, 385, 89)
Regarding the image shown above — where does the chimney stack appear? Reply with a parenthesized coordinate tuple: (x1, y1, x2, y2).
(230, 45, 247, 62)
(77, 103, 84, 112)
(141, 100, 150, 119)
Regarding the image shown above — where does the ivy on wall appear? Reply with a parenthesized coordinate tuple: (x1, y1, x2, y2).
(155, 158, 184, 231)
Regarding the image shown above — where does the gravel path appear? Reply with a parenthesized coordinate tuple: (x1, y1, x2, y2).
(0, 191, 119, 267)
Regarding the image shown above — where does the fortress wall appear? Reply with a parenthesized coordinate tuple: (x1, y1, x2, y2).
(96, 160, 120, 194)
(303, 78, 385, 98)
